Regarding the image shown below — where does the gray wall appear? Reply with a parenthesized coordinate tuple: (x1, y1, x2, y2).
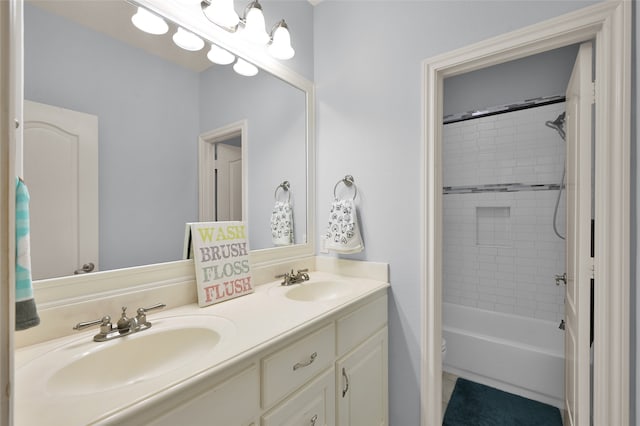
(24, 4, 200, 271)
(313, 1, 604, 424)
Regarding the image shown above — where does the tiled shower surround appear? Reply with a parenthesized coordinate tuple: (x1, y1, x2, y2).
(443, 102, 566, 322)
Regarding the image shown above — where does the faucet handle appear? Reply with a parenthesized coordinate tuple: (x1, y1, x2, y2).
(135, 303, 166, 324)
(140, 303, 166, 312)
(73, 315, 112, 332)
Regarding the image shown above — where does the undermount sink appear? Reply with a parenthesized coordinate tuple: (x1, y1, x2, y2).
(17, 315, 235, 396)
(284, 280, 361, 302)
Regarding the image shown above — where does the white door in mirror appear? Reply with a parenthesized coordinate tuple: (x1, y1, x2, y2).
(24, 100, 99, 279)
(215, 143, 242, 221)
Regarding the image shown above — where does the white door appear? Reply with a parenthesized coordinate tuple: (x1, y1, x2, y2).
(564, 42, 593, 426)
(23, 100, 99, 279)
(214, 143, 242, 221)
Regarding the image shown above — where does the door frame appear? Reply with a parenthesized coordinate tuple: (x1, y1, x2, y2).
(1, 0, 20, 424)
(198, 119, 248, 223)
(420, 2, 631, 425)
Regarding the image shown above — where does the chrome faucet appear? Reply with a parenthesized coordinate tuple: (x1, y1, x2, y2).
(276, 269, 310, 286)
(73, 303, 166, 342)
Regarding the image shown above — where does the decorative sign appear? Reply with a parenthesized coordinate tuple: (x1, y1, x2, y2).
(185, 221, 253, 307)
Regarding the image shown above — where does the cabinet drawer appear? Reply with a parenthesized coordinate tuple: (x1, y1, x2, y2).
(262, 323, 335, 408)
(262, 368, 335, 426)
(337, 294, 387, 357)
(148, 364, 259, 426)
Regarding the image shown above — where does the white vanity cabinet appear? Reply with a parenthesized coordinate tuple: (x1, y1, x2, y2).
(105, 291, 388, 426)
(260, 293, 388, 426)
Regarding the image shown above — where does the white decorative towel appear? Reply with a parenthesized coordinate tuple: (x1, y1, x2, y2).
(325, 199, 364, 254)
(271, 200, 294, 246)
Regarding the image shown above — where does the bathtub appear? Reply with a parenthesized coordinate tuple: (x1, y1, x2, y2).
(442, 302, 565, 408)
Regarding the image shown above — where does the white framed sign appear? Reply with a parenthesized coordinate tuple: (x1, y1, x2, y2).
(184, 221, 253, 307)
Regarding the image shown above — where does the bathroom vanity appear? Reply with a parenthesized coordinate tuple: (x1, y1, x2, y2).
(14, 261, 389, 425)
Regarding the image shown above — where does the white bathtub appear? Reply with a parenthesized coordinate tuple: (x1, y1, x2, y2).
(442, 302, 565, 408)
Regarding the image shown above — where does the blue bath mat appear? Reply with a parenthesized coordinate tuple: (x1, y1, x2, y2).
(443, 378, 563, 426)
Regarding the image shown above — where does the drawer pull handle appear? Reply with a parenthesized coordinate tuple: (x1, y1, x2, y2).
(293, 352, 317, 371)
(342, 367, 349, 397)
(310, 414, 318, 425)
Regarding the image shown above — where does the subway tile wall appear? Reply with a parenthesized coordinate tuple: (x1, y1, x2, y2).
(442, 103, 566, 322)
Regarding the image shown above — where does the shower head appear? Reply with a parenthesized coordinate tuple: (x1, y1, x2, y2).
(550, 112, 565, 127)
(545, 112, 566, 141)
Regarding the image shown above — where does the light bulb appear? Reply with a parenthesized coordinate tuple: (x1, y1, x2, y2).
(131, 7, 168, 35)
(203, 0, 240, 29)
(207, 44, 235, 65)
(268, 22, 294, 60)
(242, 2, 269, 45)
(233, 58, 258, 77)
(172, 27, 205, 51)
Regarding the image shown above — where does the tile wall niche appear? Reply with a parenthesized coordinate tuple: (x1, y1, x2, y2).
(442, 102, 566, 322)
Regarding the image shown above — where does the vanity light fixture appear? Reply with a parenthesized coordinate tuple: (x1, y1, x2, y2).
(233, 58, 259, 76)
(131, 7, 168, 35)
(172, 27, 205, 51)
(240, 1, 269, 45)
(267, 20, 294, 60)
(207, 44, 235, 65)
(202, 0, 239, 29)
(200, 0, 295, 59)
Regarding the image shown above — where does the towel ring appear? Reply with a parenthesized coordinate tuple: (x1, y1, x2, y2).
(333, 175, 357, 200)
(274, 181, 291, 202)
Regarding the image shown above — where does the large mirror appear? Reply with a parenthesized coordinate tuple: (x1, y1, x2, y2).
(23, 0, 312, 282)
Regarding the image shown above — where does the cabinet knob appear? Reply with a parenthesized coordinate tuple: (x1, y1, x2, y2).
(293, 352, 317, 371)
(310, 414, 318, 426)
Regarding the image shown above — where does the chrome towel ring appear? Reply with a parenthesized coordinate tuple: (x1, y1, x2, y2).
(333, 175, 357, 200)
(274, 180, 291, 202)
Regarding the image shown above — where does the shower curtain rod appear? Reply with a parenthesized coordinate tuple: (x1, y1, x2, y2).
(443, 95, 565, 125)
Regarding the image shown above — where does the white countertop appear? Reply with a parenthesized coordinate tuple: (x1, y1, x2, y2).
(15, 271, 389, 425)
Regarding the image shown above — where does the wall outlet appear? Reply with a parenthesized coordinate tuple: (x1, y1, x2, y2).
(319, 235, 329, 254)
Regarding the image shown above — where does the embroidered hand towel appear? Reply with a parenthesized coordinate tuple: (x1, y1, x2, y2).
(271, 200, 294, 246)
(15, 177, 40, 331)
(325, 199, 364, 254)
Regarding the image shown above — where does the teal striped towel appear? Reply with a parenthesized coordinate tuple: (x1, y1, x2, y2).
(15, 177, 39, 331)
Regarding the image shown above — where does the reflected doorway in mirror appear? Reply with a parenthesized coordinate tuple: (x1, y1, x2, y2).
(199, 120, 247, 224)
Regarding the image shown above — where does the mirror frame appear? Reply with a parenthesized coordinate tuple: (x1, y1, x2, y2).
(29, 0, 315, 303)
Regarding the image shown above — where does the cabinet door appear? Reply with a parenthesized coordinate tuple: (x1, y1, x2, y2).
(336, 327, 388, 426)
(262, 368, 335, 426)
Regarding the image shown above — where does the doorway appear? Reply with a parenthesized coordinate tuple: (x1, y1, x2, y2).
(420, 2, 631, 425)
(439, 43, 593, 424)
(198, 120, 247, 223)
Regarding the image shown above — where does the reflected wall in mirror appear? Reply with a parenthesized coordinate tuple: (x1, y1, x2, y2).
(24, 0, 307, 280)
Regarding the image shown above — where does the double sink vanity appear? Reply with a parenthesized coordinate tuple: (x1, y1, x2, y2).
(15, 259, 389, 425)
(15, 1, 388, 424)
